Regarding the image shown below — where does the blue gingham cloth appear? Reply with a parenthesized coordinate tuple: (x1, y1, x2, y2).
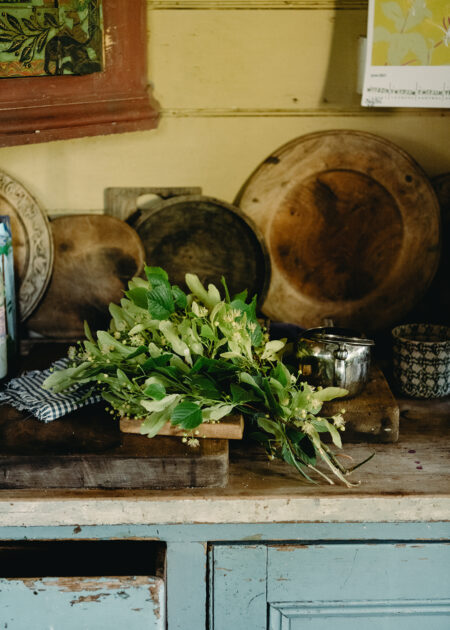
(0, 358, 101, 422)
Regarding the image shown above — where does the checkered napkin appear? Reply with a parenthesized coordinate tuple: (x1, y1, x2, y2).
(0, 358, 101, 423)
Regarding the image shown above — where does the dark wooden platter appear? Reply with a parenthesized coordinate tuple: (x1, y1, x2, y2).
(235, 130, 441, 332)
(27, 214, 146, 338)
(126, 194, 270, 303)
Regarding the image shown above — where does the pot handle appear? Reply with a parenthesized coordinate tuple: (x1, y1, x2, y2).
(333, 345, 348, 388)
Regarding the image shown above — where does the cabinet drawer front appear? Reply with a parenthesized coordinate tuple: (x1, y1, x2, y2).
(0, 576, 165, 630)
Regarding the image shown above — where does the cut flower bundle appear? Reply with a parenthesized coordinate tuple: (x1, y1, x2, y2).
(45, 266, 369, 486)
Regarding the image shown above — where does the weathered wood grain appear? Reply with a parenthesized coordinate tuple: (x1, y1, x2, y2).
(236, 130, 441, 332)
(27, 215, 145, 338)
(120, 414, 244, 439)
(322, 366, 399, 443)
(104, 186, 203, 222)
(129, 194, 270, 302)
(0, 405, 229, 489)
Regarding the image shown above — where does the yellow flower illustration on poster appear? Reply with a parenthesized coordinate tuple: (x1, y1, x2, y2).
(372, 0, 450, 65)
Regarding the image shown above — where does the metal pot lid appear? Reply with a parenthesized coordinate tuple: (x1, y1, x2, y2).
(302, 326, 375, 346)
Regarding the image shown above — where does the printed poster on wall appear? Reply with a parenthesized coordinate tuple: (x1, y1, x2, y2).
(362, 0, 450, 108)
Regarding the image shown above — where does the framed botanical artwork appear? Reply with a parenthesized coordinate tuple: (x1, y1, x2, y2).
(0, 0, 159, 146)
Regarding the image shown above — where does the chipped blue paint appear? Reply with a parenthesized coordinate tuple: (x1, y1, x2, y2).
(167, 542, 207, 630)
(0, 576, 164, 629)
(0, 522, 449, 628)
(0, 521, 448, 542)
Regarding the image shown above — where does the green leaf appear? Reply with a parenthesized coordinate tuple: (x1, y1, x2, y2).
(192, 356, 237, 376)
(140, 404, 175, 438)
(141, 353, 172, 372)
(232, 288, 248, 302)
(140, 393, 180, 413)
(171, 401, 203, 430)
(148, 284, 175, 320)
(84, 320, 94, 343)
(44, 12, 59, 28)
(257, 416, 284, 441)
(313, 387, 348, 402)
(199, 324, 215, 340)
(312, 419, 342, 449)
(6, 13, 21, 32)
(281, 443, 316, 483)
(6, 38, 26, 53)
(185, 274, 221, 309)
(190, 375, 221, 399)
(20, 44, 32, 63)
(220, 276, 231, 303)
(145, 266, 169, 285)
(116, 368, 132, 388)
(172, 285, 187, 309)
(125, 345, 148, 360)
(230, 383, 259, 404)
(126, 287, 149, 309)
(272, 363, 290, 388)
(144, 383, 166, 400)
(262, 377, 284, 416)
(239, 372, 265, 399)
(202, 403, 234, 422)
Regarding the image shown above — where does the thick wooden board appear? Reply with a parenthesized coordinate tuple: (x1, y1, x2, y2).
(120, 414, 244, 439)
(322, 366, 399, 443)
(236, 130, 441, 332)
(0, 405, 228, 489)
(27, 215, 145, 338)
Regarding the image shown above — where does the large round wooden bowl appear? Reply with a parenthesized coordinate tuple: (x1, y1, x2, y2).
(235, 130, 441, 332)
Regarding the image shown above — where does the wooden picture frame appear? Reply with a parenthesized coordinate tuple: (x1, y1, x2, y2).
(0, 0, 159, 147)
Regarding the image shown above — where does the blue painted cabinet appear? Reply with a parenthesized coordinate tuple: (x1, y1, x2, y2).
(210, 543, 450, 630)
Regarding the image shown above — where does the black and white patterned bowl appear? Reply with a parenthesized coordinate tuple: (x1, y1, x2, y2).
(392, 324, 450, 398)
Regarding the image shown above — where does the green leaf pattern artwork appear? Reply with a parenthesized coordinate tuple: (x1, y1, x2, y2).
(0, 0, 103, 77)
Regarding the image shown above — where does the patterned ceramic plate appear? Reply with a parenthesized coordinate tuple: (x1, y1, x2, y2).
(0, 170, 53, 321)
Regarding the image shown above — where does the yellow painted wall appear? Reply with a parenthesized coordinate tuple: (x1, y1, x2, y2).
(0, 0, 449, 213)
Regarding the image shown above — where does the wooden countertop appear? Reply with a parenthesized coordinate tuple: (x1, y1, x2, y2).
(0, 397, 448, 527)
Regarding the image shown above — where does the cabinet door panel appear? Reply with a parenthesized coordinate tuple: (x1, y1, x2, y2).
(0, 576, 165, 630)
(269, 601, 450, 630)
(268, 543, 450, 630)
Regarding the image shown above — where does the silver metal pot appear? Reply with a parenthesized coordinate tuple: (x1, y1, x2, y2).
(296, 327, 375, 398)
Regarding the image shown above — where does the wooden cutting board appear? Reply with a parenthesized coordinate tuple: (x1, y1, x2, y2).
(322, 366, 399, 443)
(120, 414, 244, 439)
(0, 405, 229, 489)
(236, 130, 440, 332)
(27, 215, 145, 338)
